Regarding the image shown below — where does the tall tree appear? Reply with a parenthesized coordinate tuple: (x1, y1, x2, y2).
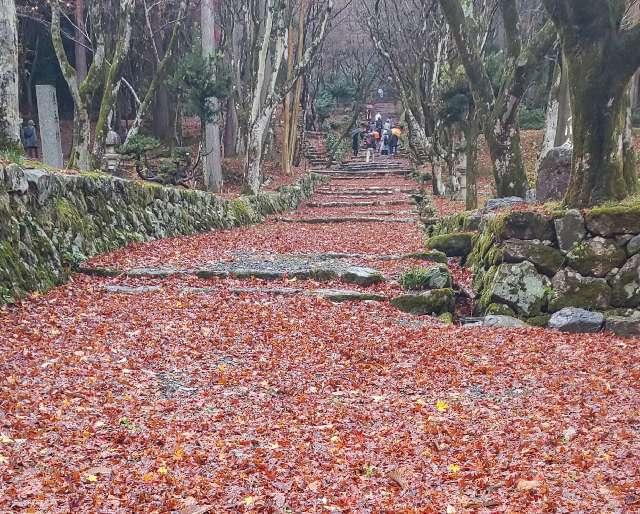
(0, 0, 21, 145)
(51, 0, 134, 170)
(201, 0, 223, 192)
(542, 0, 640, 206)
(245, 0, 333, 194)
(439, 0, 556, 198)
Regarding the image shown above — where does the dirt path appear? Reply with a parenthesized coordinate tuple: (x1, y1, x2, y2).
(1, 157, 639, 512)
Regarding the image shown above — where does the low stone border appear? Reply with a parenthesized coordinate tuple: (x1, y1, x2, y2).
(0, 165, 326, 304)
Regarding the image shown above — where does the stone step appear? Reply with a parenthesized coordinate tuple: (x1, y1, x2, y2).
(316, 189, 418, 196)
(81, 255, 386, 285)
(275, 216, 416, 224)
(306, 200, 415, 208)
(101, 284, 388, 303)
(312, 172, 409, 179)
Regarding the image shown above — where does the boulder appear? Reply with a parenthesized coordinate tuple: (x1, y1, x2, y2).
(482, 315, 528, 328)
(3, 164, 28, 194)
(549, 307, 604, 333)
(391, 288, 455, 315)
(605, 311, 640, 337)
(585, 207, 640, 236)
(535, 143, 572, 202)
(627, 234, 640, 256)
(23, 169, 60, 204)
(341, 266, 385, 286)
(488, 261, 549, 316)
(425, 232, 474, 257)
(554, 209, 586, 253)
(566, 237, 627, 278)
(549, 269, 611, 311)
(408, 249, 448, 264)
(401, 264, 452, 290)
(485, 303, 517, 317)
(495, 211, 555, 241)
(610, 254, 640, 308)
(484, 197, 526, 212)
(500, 239, 564, 276)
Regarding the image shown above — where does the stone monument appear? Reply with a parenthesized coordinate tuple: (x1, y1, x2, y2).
(35, 85, 64, 168)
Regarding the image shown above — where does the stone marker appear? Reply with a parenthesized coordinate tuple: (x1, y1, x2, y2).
(35, 85, 64, 168)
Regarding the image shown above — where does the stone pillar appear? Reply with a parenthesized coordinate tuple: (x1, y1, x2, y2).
(35, 85, 64, 168)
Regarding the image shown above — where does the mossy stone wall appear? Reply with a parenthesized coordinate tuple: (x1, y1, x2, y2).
(0, 165, 324, 304)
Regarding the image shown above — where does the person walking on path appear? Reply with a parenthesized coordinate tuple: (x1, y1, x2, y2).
(390, 125, 402, 157)
(379, 130, 390, 156)
(351, 124, 365, 158)
(22, 120, 39, 159)
(365, 129, 377, 163)
(375, 113, 383, 133)
(383, 118, 391, 131)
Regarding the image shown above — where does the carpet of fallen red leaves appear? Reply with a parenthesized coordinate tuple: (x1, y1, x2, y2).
(2, 159, 640, 513)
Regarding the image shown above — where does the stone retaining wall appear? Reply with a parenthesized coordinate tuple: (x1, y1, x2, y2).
(468, 205, 640, 335)
(0, 165, 324, 304)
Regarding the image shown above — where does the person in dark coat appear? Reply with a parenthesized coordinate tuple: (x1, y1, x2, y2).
(22, 120, 39, 159)
(351, 124, 366, 157)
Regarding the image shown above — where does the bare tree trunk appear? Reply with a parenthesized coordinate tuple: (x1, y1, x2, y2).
(465, 111, 480, 210)
(201, 0, 223, 192)
(0, 0, 21, 144)
(93, 0, 134, 167)
(75, 0, 87, 83)
(223, 96, 238, 156)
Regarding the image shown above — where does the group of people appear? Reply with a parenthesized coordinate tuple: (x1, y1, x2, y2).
(351, 112, 402, 163)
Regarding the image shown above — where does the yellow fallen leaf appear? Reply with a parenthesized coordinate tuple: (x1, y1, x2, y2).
(330, 435, 340, 444)
(447, 464, 461, 474)
(0, 434, 13, 444)
(243, 496, 255, 506)
(85, 474, 98, 483)
(158, 466, 168, 475)
(174, 446, 185, 461)
(0, 454, 8, 464)
(436, 399, 450, 413)
(415, 398, 426, 407)
(142, 472, 156, 482)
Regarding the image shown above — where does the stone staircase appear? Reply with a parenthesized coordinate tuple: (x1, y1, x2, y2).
(304, 131, 329, 167)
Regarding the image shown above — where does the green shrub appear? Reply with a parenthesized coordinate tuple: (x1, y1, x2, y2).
(325, 132, 349, 163)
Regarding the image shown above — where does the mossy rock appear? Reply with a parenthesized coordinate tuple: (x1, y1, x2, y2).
(492, 210, 554, 241)
(429, 211, 481, 236)
(406, 249, 448, 264)
(400, 265, 452, 291)
(526, 315, 551, 327)
(549, 269, 611, 312)
(585, 204, 640, 236)
(566, 237, 627, 278)
(500, 239, 565, 276)
(425, 232, 475, 257)
(391, 288, 455, 315)
(610, 254, 640, 308)
(438, 312, 454, 324)
(485, 303, 516, 317)
(486, 261, 550, 317)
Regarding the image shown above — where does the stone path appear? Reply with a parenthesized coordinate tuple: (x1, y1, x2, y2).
(3, 121, 639, 511)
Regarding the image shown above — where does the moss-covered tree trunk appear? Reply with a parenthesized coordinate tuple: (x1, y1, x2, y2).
(564, 51, 628, 206)
(543, 0, 640, 206)
(485, 121, 527, 197)
(439, 0, 554, 199)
